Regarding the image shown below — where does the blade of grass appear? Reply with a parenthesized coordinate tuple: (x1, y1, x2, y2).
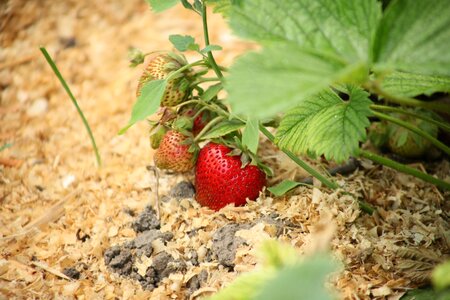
(40, 47, 101, 167)
(0, 143, 12, 152)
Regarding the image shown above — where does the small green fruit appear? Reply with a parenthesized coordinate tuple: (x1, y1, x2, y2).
(368, 122, 389, 148)
(387, 110, 438, 158)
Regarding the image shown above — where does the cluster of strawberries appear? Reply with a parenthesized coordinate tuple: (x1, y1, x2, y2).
(137, 54, 266, 211)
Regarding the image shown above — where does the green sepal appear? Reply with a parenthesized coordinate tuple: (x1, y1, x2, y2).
(128, 47, 146, 67)
(268, 180, 306, 197)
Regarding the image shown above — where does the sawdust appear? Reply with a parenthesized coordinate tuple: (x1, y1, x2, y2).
(1, 0, 449, 299)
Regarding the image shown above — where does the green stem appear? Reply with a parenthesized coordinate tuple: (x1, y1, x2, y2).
(166, 60, 205, 82)
(174, 99, 204, 109)
(259, 126, 375, 213)
(174, 99, 227, 118)
(359, 150, 450, 190)
(194, 116, 224, 142)
(191, 77, 221, 85)
(40, 47, 102, 167)
(339, 191, 374, 215)
(373, 111, 450, 156)
(371, 104, 450, 132)
(367, 81, 450, 112)
(192, 106, 208, 119)
(358, 200, 375, 215)
(259, 126, 338, 190)
(201, 4, 224, 79)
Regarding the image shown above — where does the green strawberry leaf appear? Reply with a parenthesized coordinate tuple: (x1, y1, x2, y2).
(255, 255, 341, 300)
(193, 0, 203, 11)
(242, 118, 259, 154)
(200, 119, 245, 140)
(373, 0, 450, 76)
(172, 116, 193, 131)
(200, 83, 222, 102)
(169, 34, 199, 52)
(119, 79, 167, 134)
(206, 0, 243, 16)
(146, 0, 179, 12)
(395, 131, 408, 147)
(380, 71, 450, 97)
(208, 240, 339, 300)
(230, 0, 380, 61)
(433, 260, 450, 291)
(201, 45, 223, 53)
(208, 270, 275, 300)
(400, 287, 450, 300)
(275, 86, 373, 163)
(257, 240, 299, 269)
(268, 180, 306, 197)
(227, 43, 368, 118)
(226, 0, 381, 119)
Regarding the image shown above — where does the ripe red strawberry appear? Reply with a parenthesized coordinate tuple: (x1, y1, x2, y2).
(154, 130, 195, 172)
(195, 143, 266, 211)
(136, 54, 190, 107)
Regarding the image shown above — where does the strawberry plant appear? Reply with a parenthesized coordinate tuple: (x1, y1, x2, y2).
(121, 0, 450, 217)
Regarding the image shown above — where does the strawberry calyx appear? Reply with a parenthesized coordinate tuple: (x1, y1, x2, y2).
(212, 136, 273, 177)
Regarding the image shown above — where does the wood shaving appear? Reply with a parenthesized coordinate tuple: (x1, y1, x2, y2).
(1, 0, 449, 299)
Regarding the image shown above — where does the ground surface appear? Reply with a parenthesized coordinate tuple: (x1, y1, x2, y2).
(1, 0, 449, 299)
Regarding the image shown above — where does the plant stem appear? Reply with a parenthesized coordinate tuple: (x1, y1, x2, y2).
(373, 111, 450, 156)
(366, 81, 450, 112)
(201, 4, 224, 79)
(174, 99, 203, 109)
(359, 150, 450, 190)
(259, 126, 375, 213)
(259, 126, 339, 190)
(192, 106, 208, 120)
(371, 104, 450, 132)
(166, 60, 205, 81)
(40, 47, 102, 167)
(194, 116, 224, 142)
(191, 77, 221, 85)
(358, 200, 375, 215)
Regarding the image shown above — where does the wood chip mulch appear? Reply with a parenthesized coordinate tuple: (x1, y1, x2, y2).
(1, 0, 449, 299)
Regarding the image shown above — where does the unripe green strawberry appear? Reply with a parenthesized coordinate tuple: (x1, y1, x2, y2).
(195, 143, 266, 211)
(136, 54, 190, 107)
(387, 110, 438, 158)
(368, 122, 389, 148)
(388, 130, 430, 158)
(154, 130, 195, 172)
